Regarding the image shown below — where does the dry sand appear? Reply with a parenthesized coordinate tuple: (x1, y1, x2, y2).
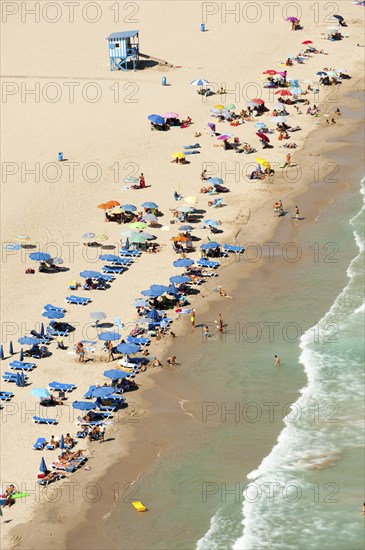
(1, 1, 364, 548)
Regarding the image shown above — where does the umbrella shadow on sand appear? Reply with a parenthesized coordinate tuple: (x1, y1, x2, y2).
(21, 244, 37, 250)
(100, 244, 117, 250)
(96, 322, 114, 329)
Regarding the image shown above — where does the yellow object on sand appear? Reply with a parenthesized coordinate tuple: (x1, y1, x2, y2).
(132, 501, 147, 512)
(255, 157, 271, 169)
(172, 152, 185, 159)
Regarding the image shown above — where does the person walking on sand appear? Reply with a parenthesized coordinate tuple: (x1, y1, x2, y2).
(286, 152, 291, 167)
(218, 313, 224, 333)
(76, 342, 85, 363)
(295, 206, 300, 220)
(106, 340, 114, 362)
(203, 325, 209, 338)
(274, 354, 281, 367)
(191, 308, 196, 328)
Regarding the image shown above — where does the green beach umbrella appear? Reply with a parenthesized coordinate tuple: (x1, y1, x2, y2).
(129, 222, 148, 230)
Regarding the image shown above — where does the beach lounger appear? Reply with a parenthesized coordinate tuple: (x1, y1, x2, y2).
(2, 372, 28, 382)
(75, 416, 106, 427)
(43, 304, 66, 313)
(119, 249, 141, 257)
(48, 381, 76, 392)
(99, 274, 115, 282)
(223, 244, 244, 254)
(102, 265, 125, 274)
(37, 473, 65, 486)
(183, 144, 200, 149)
(65, 295, 91, 305)
(126, 336, 150, 346)
(197, 259, 220, 268)
(184, 150, 200, 155)
(9, 361, 36, 371)
(50, 462, 77, 473)
(32, 416, 58, 425)
(33, 437, 47, 450)
(110, 258, 134, 266)
(0, 391, 14, 401)
(83, 385, 97, 399)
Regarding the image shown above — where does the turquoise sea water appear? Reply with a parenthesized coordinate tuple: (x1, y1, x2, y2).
(198, 178, 365, 550)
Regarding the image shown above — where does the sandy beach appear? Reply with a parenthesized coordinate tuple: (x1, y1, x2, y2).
(1, 1, 364, 548)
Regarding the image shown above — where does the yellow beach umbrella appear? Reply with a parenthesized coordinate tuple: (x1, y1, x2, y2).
(184, 196, 198, 205)
(172, 152, 185, 159)
(109, 206, 124, 214)
(214, 105, 225, 110)
(255, 157, 271, 169)
(94, 234, 108, 242)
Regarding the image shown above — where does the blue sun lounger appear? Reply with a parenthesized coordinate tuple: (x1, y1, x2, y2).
(126, 336, 150, 346)
(9, 361, 36, 371)
(119, 249, 141, 257)
(197, 259, 220, 268)
(0, 391, 14, 401)
(65, 295, 91, 305)
(184, 150, 200, 155)
(183, 144, 201, 149)
(48, 381, 76, 392)
(33, 437, 47, 450)
(2, 372, 28, 382)
(102, 265, 125, 274)
(43, 304, 66, 313)
(111, 258, 134, 266)
(83, 385, 97, 399)
(223, 244, 245, 253)
(32, 416, 58, 425)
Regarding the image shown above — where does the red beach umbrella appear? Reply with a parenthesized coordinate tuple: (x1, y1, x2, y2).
(263, 70, 277, 75)
(275, 90, 292, 97)
(256, 132, 270, 143)
(302, 40, 313, 44)
(252, 98, 265, 105)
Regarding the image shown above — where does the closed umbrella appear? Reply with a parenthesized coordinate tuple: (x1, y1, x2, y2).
(59, 435, 65, 450)
(98, 332, 121, 341)
(146, 307, 162, 321)
(256, 132, 270, 142)
(39, 457, 48, 474)
(168, 283, 179, 298)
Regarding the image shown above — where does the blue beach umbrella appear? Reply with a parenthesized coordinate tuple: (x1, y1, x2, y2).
(72, 401, 96, 411)
(141, 202, 158, 209)
(116, 343, 141, 354)
(80, 270, 102, 279)
(141, 287, 168, 297)
(191, 79, 209, 86)
(148, 114, 165, 125)
(98, 332, 121, 341)
(170, 275, 190, 284)
(9, 341, 14, 355)
(104, 369, 130, 380)
(121, 204, 137, 212)
(29, 252, 51, 262)
(173, 259, 194, 268)
(31, 388, 51, 399)
(201, 242, 220, 250)
(207, 177, 224, 186)
(42, 310, 65, 319)
(254, 122, 267, 128)
(18, 336, 41, 345)
(91, 387, 115, 398)
(204, 219, 220, 227)
(178, 225, 194, 231)
(59, 435, 65, 450)
(315, 71, 327, 76)
(39, 457, 48, 474)
(133, 299, 149, 307)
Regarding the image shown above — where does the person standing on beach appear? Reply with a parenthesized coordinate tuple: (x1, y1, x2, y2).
(218, 313, 224, 333)
(274, 355, 281, 367)
(76, 342, 85, 363)
(106, 340, 114, 362)
(191, 308, 196, 328)
(295, 206, 300, 220)
(286, 152, 291, 167)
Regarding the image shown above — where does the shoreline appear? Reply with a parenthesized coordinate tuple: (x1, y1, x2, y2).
(4, 87, 364, 550)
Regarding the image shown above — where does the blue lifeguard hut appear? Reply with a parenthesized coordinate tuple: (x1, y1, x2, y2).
(107, 30, 139, 71)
